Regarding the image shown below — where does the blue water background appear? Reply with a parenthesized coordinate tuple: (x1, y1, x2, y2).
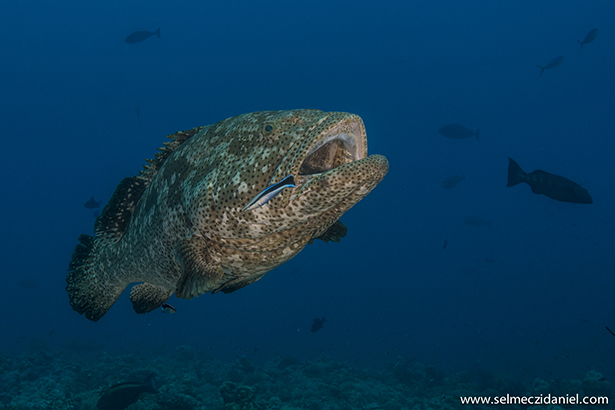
(1, 0, 614, 381)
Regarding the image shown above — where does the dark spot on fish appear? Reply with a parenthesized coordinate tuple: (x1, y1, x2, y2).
(311, 316, 327, 333)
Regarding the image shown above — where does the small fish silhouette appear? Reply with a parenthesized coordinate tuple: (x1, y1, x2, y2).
(97, 374, 157, 410)
(84, 197, 102, 209)
(438, 124, 479, 141)
(125, 28, 160, 44)
(441, 174, 465, 189)
(161, 303, 176, 314)
(537, 56, 565, 76)
(506, 158, 592, 204)
(578, 29, 598, 52)
(311, 316, 327, 333)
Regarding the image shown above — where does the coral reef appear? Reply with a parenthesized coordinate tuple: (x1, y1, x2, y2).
(0, 345, 610, 410)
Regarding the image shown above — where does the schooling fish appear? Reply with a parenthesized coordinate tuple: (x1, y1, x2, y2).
(243, 175, 295, 211)
(97, 374, 157, 410)
(84, 197, 102, 209)
(438, 124, 479, 141)
(311, 316, 327, 333)
(66, 110, 388, 321)
(124, 28, 160, 44)
(578, 29, 598, 52)
(506, 158, 592, 204)
(537, 56, 565, 76)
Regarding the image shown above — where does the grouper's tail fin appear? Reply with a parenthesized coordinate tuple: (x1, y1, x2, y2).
(66, 234, 128, 321)
(506, 157, 527, 187)
(66, 128, 204, 322)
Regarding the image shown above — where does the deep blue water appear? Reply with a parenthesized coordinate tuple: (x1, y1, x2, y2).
(1, 0, 614, 383)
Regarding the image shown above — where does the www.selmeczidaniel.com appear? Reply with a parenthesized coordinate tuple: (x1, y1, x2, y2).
(459, 393, 609, 406)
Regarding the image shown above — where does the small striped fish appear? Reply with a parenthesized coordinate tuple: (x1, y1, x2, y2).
(243, 175, 295, 212)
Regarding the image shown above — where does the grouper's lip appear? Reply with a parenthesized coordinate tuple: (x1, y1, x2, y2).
(290, 113, 367, 191)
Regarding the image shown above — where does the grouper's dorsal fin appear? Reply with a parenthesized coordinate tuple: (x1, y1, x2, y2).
(94, 126, 205, 245)
(137, 127, 205, 183)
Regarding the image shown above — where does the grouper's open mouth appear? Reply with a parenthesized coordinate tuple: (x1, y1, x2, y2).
(298, 126, 363, 175)
(291, 114, 368, 191)
(285, 112, 388, 209)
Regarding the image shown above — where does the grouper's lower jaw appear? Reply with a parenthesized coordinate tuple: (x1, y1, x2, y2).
(291, 154, 389, 216)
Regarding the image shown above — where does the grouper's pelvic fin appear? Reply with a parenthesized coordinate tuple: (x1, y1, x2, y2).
(506, 157, 527, 187)
(130, 283, 175, 314)
(66, 127, 204, 321)
(174, 237, 224, 299)
(309, 220, 348, 244)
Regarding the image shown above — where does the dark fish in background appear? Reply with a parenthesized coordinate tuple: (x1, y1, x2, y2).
(438, 124, 479, 141)
(441, 173, 465, 189)
(84, 197, 102, 209)
(506, 158, 592, 204)
(161, 303, 176, 314)
(537, 56, 565, 76)
(97, 374, 157, 410)
(124, 28, 161, 44)
(463, 216, 491, 228)
(311, 316, 327, 333)
(442, 239, 448, 250)
(578, 29, 598, 52)
(18, 278, 41, 289)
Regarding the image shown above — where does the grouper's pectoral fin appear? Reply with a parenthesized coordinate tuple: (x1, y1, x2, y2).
(129, 283, 175, 314)
(174, 237, 224, 299)
(308, 220, 348, 244)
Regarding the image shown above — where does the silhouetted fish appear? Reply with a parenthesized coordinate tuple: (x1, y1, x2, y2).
(441, 174, 465, 189)
(463, 216, 491, 228)
(124, 28, 160, 44)
(18, 278, 41, 289)
(537, 56, 565, 76)
(97, 374, 157, 410)
(311, 316, 327, 333)
(442, 239, 448, 250)
(161, 303, 176, 314)
(84, 197, 102, 209)
(438, 124, 479, 141)
(578, 29, 598, 52)
(506, 158, 592, 204)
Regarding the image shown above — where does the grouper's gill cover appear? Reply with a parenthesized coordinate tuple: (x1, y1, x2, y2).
(67, 110, 389, 321)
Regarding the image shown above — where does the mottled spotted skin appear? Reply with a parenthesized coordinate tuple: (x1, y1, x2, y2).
(67, 110, 388, 321)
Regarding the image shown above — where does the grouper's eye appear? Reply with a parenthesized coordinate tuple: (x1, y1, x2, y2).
(262, 122, 275, 136)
